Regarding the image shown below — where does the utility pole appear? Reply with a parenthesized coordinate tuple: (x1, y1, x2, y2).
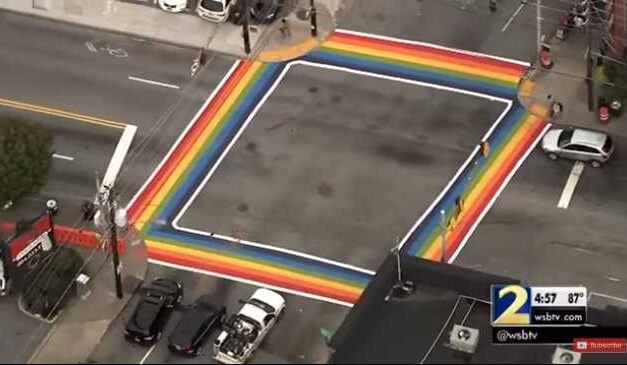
(440, 209, 447, 263)
(310, 0, 318, 37)
(108, 190, 123, 299)
(536, 0, 542, 54)
(585, 0, 595, 112)
(242, 0, 251, 54)
(95, 175, 123, 299)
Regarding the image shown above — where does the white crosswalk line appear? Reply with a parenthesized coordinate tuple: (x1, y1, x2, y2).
(557, 161, 585, 209)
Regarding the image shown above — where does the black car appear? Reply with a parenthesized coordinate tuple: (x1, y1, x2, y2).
(168, 295, 226, 356)
(124, 278, 183, 345)
(249, 0, 284, 24)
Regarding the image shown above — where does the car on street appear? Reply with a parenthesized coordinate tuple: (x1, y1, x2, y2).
(158, 0, 188, 13)
(124, 278, 183, 345)
(168, 295, 227, 357)
(197, 0, 233, 22)
(249, 0, 285, 24)
(541, 126, 614, 167)
(213, 288, 285, 364)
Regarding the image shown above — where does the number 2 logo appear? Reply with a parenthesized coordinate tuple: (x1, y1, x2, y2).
(492, 285, 530, 325)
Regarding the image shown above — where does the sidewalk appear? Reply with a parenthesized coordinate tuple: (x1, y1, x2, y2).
(0, 0, 339, 61)
(518, 29, 627, 140)
(253, 0, 335, 62)
(27, 226, 147, 364)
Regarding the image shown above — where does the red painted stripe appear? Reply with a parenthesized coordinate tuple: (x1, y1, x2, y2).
(149, 248, 360, 303)
(330, 32, 527, 76)
(129, 62, 251, 221)
(445, 123, 545, 255)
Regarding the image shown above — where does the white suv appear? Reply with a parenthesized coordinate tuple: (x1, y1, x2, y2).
(158, 0, 188, 13)
(197, 0, 233, 23)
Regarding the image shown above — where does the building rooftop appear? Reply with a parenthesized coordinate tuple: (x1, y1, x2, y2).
(328, 254, 627, 364)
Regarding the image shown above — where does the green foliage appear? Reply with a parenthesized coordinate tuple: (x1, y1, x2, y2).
(600, 63, 627, 100)
(0, 116, 53, 205)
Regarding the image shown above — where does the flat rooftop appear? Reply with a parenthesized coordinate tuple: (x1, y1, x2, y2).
(329, 255, 627, 364)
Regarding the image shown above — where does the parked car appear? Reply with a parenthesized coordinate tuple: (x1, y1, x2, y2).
(249, 0, 284, 24)
(541, 127, 614, 167)
(197, 0, 234, 22)
(124, 278, 183, 345)
(213, 288, 285, 364)
(158, 0, 188, 13)
(168, 295, 226, 356)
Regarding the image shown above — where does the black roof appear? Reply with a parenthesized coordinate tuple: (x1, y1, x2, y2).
(328, 254, 627, 364)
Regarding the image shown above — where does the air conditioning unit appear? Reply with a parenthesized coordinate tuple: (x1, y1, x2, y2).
(552, 347, 581, 364)
(448, 324, 479, 354)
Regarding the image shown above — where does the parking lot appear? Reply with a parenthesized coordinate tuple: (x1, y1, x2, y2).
(88, 264, 348, 364)
(176, 62, 505, 270)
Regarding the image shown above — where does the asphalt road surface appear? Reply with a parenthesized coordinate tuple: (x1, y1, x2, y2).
(0, 11, 236, 225)
(88, 265, 348, 364)
(455, 134, 627, 306)
(177, 63, 504, 270)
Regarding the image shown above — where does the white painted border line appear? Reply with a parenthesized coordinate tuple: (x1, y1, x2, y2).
(52, 153, 74, 161)
(128, 76, 180, 90)
(557, 161, 584, 209)
(149, 258, 355, 307)
(125, 61, 241, 211)
(502, 3, 526, 32)
(138, 344, 156, 365)
(449, 122, 552, 263)
(397, 99, 513, 250)
(589, 291, 627, 304)
(335, 29, 531, 67)
(101, 124, 137, 194)
(172, 59, 510, 262)
(174, 227, 375, 275)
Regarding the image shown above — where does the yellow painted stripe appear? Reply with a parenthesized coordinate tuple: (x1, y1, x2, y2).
(323, 41, 521, 85)
(148, 240, 364, 295)
(137, 62, 263, 225)
(258, 38, 320, 63)
(421, 117, 537, 259)
(0, 97, 125, 129)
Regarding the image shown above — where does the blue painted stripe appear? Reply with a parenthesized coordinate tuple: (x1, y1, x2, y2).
(148, 225, 372, 285)
(404, 105, 529, 255)
(304, 52, 518, 99)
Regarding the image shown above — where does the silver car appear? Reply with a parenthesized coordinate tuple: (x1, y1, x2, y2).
(541, 127, 614, 167)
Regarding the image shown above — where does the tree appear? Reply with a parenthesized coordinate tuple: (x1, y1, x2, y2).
(0, 116, 53, 206)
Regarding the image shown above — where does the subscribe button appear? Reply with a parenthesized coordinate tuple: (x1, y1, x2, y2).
(574, 338, 627, 353)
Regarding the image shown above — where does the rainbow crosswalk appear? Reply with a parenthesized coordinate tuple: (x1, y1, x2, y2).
(127, 30, 548, 306)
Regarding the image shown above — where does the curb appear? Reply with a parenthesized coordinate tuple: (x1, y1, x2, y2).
(257, 37, 321, 62)
(517, 74, 550, 120)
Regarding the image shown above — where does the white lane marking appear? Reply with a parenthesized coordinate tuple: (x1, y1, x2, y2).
(449, 123, 552, 263)
(502, 2, 526, 32)
(557, 161, 585, 209)
(125, 61, 240, 211)
(128, 76, 180, 90)
(100, 124, 137, 194)
(139, 344, 156, 364)
(85, 41, 98, 53)
(148, 259, 355, 307)
(52, 153, 74, 161)
(589, 291, 627, 304)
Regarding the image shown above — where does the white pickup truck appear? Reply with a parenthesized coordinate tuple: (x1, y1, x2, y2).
(213, 288, 285, 364)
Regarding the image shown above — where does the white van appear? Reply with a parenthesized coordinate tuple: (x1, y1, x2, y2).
(197, 0, 235, 23)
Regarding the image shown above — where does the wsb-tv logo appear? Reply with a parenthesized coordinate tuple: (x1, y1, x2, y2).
(491, 285, 532, 325)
